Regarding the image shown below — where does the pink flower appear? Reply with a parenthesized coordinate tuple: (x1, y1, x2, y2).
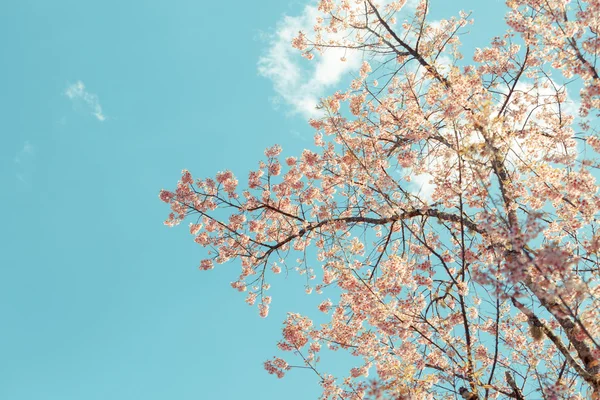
(264, 357, 288, 379)
(318, 299, 332, 313)
(264, 144, 282, 158)
(359, 61, 371, 78)
(268, 161, 281, 176)
(199, 259, 214, 270)
(181, 169, 193, 184)
(317, 0, 334, 13)
(245, 292, 257, 306)
(285, 157, 297, 166)
(291, 31, 307, 50)
(258, 304, 269, 318)
(349, 94, 365, 116)
(189, 223, 202, 235)
(158, 190, 174, 203)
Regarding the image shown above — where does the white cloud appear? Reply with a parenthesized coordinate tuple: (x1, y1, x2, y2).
(14, 141, 33, 163)
(65, 81, 106, 121)
(258, 4, 352, 118)
(409, 171, 435, 203)
(258, 1, 418, 119)
(14, 141, 35, 185)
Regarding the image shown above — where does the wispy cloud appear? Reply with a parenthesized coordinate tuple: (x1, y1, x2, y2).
(258, 1, 418, 119)
(65, 81, 106, 121)
(14, 140, 35, 185)
(409, 172, 435, 203)
(258, 4, 355, 119)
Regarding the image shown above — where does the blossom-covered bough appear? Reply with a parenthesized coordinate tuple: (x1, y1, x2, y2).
(160, 0, 600, 398)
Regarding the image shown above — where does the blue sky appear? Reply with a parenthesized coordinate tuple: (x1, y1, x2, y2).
(0, 1, 509, 399)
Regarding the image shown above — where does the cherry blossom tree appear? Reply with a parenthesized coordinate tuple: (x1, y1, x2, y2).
(160, 0, 600, 398)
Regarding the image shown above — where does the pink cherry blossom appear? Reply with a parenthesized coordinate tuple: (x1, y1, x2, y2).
(161, 1, 600, 398)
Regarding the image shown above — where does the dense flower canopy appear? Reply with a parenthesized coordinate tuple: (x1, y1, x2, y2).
(161, 0, 600, 398)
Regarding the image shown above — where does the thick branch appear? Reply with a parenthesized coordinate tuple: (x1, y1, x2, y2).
(511, 297, 594, 383)
(505, 371, 525, 400)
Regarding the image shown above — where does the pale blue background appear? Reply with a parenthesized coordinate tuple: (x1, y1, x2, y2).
(1, 1, 507, 399)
